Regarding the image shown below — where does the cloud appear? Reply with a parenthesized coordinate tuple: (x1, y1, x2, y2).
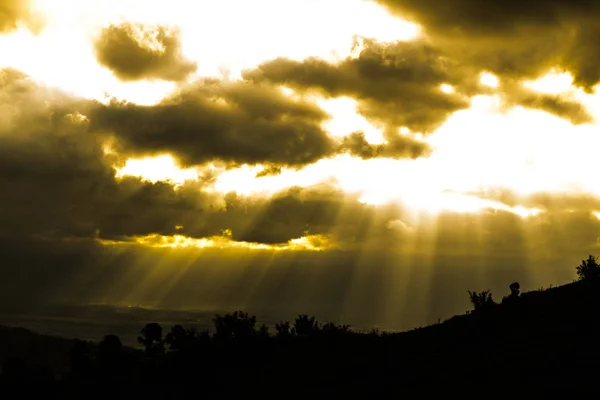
(386, 218, 414, 233)
(340, 131, 430, 159)
(373, 0, 600, 90)
(246, 34, 594, 126)
(244, 39, 477, 133)
(94, 23, 197, 81)
(91, 79, 336, 167)
(0, 69, 366, 246)
(499, 79, 594, 125)
(0, 0, 42, 34)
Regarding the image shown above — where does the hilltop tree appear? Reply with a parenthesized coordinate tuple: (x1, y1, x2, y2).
(576, 255, 600, 281)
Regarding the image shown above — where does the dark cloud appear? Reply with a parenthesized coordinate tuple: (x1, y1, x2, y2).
(244, 39, 477, 133)
(91, 79, 336, 167)
(340, 131, 430, 159)
(0, 69, 210, 241)
(0, 68, 416, 248)
(373, 0, 600, 90)
(245, 33, 593, 126)
(94, 23, 197, 81)
(0, 0, 41, 33)
(255, 165, 282, 178)
(496, 79, 594, 124)
(0, 69, 362, 246)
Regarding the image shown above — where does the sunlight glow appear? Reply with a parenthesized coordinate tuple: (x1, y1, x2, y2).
(213, 163, 330, 196)
(100, 233, 334, 252)
(524, 70, 575, 95)
(480, 72, 499, 88)
(440, 84, 454, 94)
(115, 154, 199, 186)
(316, 96, 385, 144)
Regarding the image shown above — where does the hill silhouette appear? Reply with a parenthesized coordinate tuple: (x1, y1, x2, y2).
(2, 255, 600, 398)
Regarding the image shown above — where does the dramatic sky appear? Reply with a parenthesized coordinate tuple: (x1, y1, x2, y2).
(1, 0, 600, 330)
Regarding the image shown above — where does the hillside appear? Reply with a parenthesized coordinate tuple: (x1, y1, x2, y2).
(2, 272, 600, 397)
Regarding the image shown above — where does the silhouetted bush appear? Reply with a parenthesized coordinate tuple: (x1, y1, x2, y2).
(321, 322, 351, 335)
(467, 290, 496, 312)
(275, 321, 291, 338)
(576, 255, 600, 281)
(257, 324, 270, 339)
(293, 314, 320, 336)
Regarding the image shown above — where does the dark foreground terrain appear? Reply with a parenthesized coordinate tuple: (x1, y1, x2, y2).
(3, 256, 600, 398)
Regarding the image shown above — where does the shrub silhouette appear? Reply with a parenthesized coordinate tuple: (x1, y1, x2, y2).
(257, 324, 270, 339)
(293, 314, 320, 336)
(321, 322, 351, 335)
(576, 255, 600, 281)
(467, 290, 496, 312)
(138, 322, 165, 356)
(275, 321, 291, 338)
(212, 311, 257, 340)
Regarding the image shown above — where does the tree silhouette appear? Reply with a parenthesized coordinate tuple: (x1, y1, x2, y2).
(138, 322, 165, 356)
(467, 290, 496, 312)
(165, 324, 200, 353)
(293, 315, 320, 336)
(275, 321, 291, 338)
(212, 311, 257, 340)
(96, 334, 129, 385)
(257, 324, 270, 339)
(576, 255, 600, 281)
(69, 339, 93, 380)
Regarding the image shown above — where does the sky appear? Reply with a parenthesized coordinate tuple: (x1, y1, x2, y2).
(1, 0, 600, 331)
